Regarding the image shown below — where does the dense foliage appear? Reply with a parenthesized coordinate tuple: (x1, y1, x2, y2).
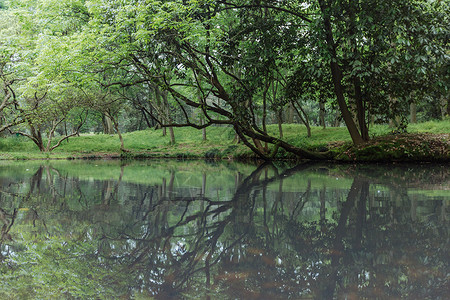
(0, 0, 448, 157)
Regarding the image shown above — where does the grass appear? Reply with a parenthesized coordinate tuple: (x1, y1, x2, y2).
(0, 119, 448, 161)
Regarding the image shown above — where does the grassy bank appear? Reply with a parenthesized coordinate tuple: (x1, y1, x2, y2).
(0, 120, 449, 161)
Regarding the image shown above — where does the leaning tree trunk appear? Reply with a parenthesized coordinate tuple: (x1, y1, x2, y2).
(318, 0, 364, 145)
(292, 101, 311, 137)
(107, 113, 126, 151)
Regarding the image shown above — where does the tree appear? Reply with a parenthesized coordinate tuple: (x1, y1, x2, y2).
(2, 0, 447, 157)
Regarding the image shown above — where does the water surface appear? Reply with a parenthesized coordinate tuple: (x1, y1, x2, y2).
(0, 160, 448, 299)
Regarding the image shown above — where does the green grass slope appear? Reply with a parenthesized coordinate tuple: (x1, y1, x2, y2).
(0, 119, 448, 161)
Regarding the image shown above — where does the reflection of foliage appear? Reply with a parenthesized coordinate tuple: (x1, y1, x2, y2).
(0, 161, 448, 298)
(1, 238, 129, 298)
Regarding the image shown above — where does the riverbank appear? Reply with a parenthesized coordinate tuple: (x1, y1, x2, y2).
(0, 120, 449, 162)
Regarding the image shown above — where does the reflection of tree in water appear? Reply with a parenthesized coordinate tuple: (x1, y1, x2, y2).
(0, 162, 448, 299)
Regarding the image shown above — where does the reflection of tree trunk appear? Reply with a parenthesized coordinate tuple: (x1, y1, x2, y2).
(202, 173, 206, 197)
(440, 200, 447, 223)
(262, 169, 270, 243)
(30, 166, 44, 194)
(320, 185, 326, 231)
(411, 196, 417, 222)
(168, 171, 175, 200)
(234, 172, 242, 192)
(318, 178, 367, 299)
(162, 177, 167, 199)
(355, 181, 369, 249)
(101, 166, 124, 207)
(0, 208, 17, 254)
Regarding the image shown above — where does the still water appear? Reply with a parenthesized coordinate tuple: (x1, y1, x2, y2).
(0, 160, 448, 299)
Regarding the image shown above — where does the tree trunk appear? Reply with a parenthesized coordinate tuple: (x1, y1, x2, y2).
(277, 109, 283, 139)
(292, 101, 311, 137)
(200, 116, 207, 141)
(319, 101, 326, 129)
(447, 97, 450, 117)
(161, 89, 175, 144)
(103, 115, 114, 134)
(318, 0, 364, 145)
(109, 114, 126, 151)
(440, 96, 448, 119)
(287, 102, 294, 123)
(262, 82, 269, 151)
(354, 77, 369, 140)
(389, 96, 401, 127)
(334, 110, 341, 127)
(410, 102, 417, 123)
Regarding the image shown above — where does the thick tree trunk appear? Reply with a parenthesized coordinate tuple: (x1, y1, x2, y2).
(354, 77, 369, 141)
(103, 115, 114, 134)
(318, 0, 364, 145)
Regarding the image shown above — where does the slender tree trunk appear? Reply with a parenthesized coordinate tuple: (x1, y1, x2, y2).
(439, 96, 447, 119)
(200, 116, 207, 141)
(292, 101, 311, 137)
(389, 96, 401, 127)
(319, 101, 326, 129)
(347, 3, 369, 141)
(320, 185, 326, 232)
(334, 110, 341, 127)
(142, 108, 153, 129)
(287, 102, 294, 123)
(109, 114, 126, 151)
(277, 109, 283, 139)
(262, 82, 269, 151)
(162, 89, 175, 144)
(447, 97, 450, 117)
(354, 77, 369, 140)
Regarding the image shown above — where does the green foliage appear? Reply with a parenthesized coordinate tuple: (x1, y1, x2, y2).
(0, 0, 448, 157)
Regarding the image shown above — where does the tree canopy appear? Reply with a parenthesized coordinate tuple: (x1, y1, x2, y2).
(0, 0, 448, 156)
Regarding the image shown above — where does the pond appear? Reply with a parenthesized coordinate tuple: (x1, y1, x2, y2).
(0, 160, 448, 299)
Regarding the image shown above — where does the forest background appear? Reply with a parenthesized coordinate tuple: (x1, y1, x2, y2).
(0, 0, 448, 161)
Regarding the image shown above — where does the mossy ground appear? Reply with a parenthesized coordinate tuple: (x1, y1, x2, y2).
(336, 133, 449, 162)
(0, 120, 449, 161)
